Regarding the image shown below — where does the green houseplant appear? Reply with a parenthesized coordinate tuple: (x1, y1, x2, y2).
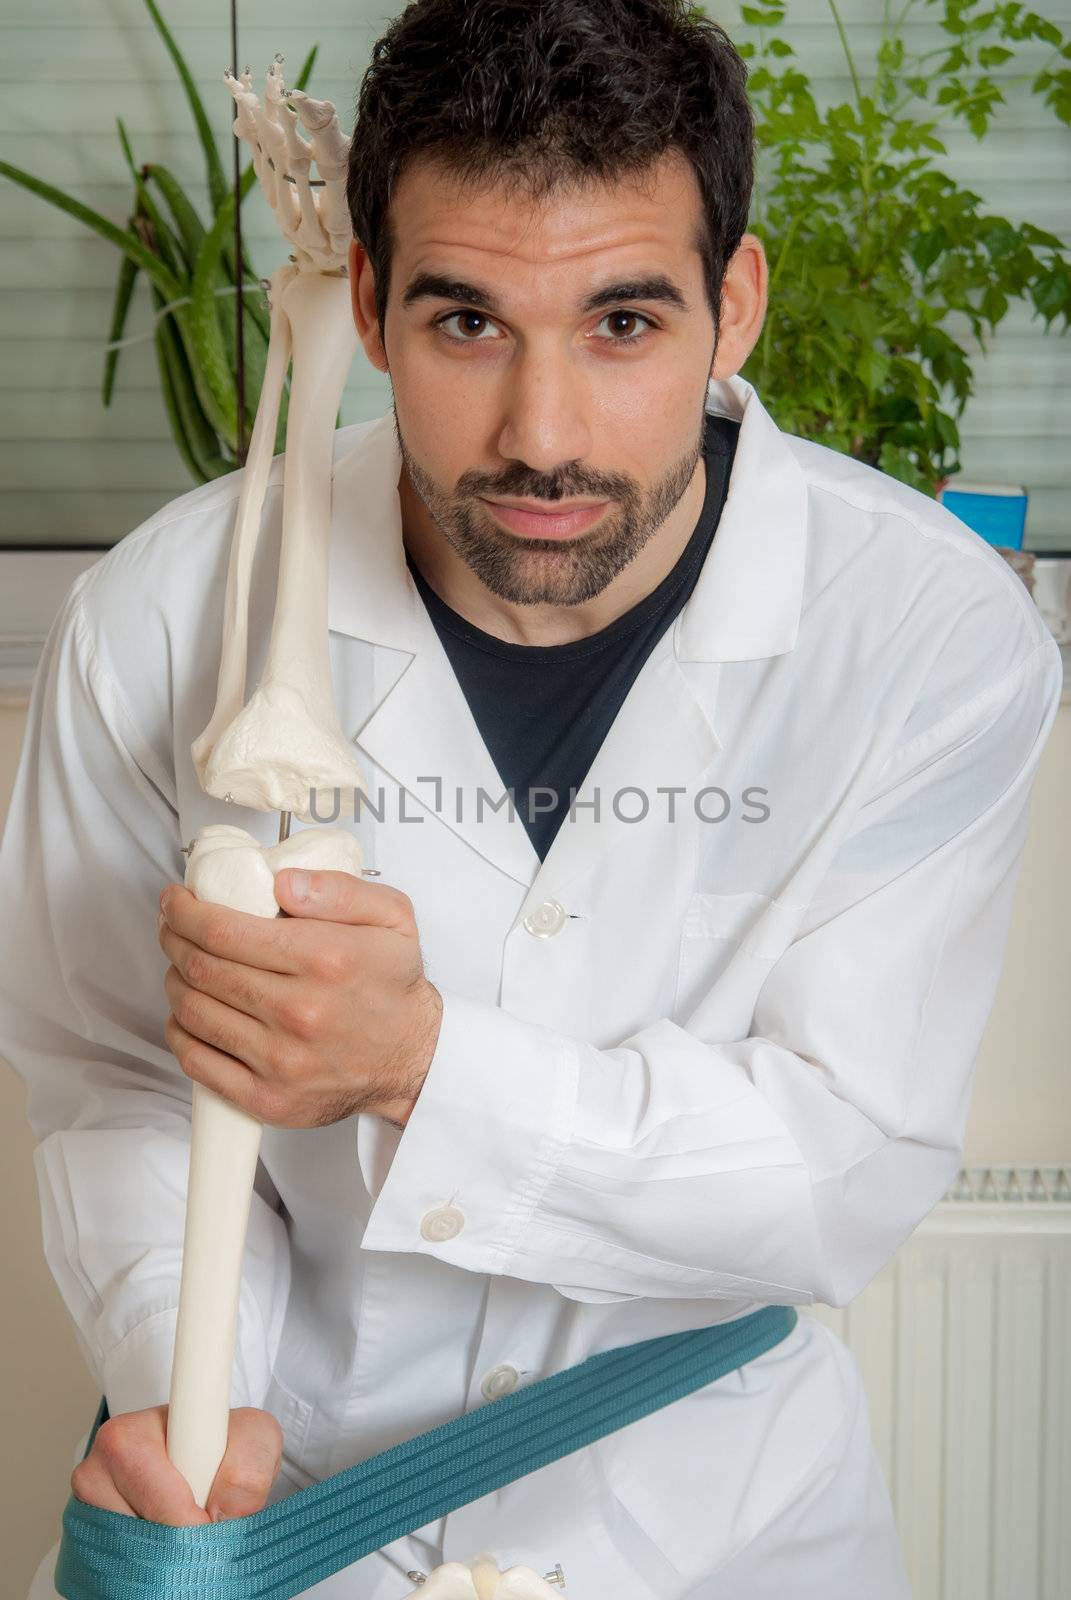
(0, 0, 319, 483)
(694, 0, 1071, 494)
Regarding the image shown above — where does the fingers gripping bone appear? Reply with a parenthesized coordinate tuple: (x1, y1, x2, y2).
(184, 823, 365, 917)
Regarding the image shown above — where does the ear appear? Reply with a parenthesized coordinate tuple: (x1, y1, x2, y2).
(348, 237, 389, 374)
(710, 233, 768, 381)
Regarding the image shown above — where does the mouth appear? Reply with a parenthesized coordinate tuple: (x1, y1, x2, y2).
(479, 498, 610, 540)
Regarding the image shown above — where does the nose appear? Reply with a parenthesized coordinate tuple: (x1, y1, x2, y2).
(495, 346, 593, 475)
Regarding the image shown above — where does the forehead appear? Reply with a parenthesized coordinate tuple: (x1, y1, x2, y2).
(389, 148, 704, 290)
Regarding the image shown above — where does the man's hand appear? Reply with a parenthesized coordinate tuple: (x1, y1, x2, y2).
(71, 1403, 283, 1524)
(158, 868, 443, 1130)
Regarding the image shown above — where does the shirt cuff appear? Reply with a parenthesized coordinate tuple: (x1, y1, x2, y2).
(358, 986, 577, 1272)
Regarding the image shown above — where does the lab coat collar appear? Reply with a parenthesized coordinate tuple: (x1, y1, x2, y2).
(325, 373, 807, 894)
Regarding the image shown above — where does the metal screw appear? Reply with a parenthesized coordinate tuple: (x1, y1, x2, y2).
(403, 1563, 563, 1588)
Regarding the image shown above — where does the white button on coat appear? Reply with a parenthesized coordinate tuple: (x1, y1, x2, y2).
(522, 900, 567, 937)
(419, 1205, 465, 1242)
(480, 1364, 520, 1400)
(0, 374, 1061, 1596)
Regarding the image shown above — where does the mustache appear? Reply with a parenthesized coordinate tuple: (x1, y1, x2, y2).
(454, 467, 630, 502)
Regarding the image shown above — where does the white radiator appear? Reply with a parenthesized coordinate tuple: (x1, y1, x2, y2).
(807, 1165, 1071, 1600)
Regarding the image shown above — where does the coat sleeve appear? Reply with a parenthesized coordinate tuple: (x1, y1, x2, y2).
(358, 629, 1064, 1309)
(0, 577, 291, 1414)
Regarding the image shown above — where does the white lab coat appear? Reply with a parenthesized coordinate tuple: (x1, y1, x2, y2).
(3, 374, 1063, 1600)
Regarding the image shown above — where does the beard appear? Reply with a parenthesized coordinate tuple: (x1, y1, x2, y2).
(392, 400, 708, 609)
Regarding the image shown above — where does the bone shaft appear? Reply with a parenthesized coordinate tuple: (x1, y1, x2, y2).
(166, 866, 279, 1507)
(166, 1085, 263, 1507)
(265, 272, 359, 713)
(190, 266, 295, 778)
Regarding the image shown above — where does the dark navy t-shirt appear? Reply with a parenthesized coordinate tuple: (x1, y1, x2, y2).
(405, 411, 739, 860)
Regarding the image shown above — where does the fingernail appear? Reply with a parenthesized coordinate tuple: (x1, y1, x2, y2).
(288, 869, 311, 902)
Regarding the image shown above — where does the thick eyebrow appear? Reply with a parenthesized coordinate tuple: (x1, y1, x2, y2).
(401, 270, 690, 317)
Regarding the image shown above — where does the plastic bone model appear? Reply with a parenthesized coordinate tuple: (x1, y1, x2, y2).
(167, 59, 373, 1510)
(403, 1555, 568, 1597)
(168, 64, 573, 1595)
(190, 57, 365, 817)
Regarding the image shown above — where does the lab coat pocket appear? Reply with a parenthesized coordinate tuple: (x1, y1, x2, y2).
(674, 890, 802, 1030)
(593, 1311, 857, 1584)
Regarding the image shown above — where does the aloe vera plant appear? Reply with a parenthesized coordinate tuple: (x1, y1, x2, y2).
(0, 0, 322, 484)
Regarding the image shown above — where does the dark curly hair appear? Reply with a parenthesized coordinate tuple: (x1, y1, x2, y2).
(346, 0, 754, 339)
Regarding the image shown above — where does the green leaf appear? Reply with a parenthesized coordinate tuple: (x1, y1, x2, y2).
(1019, 221, 1065, 250)
(152, 281, 232, 480)
(858, 347, 892, 393)
(293, 42, 320, 92)
(187, 191, 240, 452)
(977, 217, 1020, 260)
(102, 234, 140, 408)
(0, 158, 183, 302)
(934, 410, 960, 450)
(909, 226, 949, 273)
(145, 162, 207, 272)
(1031, 262, 1071, 324)
(115, 117, 187, 282)
(154, 301, 206, 484)
(140, 0, 228, 214)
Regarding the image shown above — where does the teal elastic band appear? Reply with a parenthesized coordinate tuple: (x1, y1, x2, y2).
(56, 1302, 798, 1600)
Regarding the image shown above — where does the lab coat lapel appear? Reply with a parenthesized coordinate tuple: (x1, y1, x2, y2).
(325, 375, 806, 900)
(328, 411, 542, 888)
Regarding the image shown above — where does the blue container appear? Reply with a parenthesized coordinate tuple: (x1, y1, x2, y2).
(939, 481, 1028, 549)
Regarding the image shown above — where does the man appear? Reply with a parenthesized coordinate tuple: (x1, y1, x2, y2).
(2, 2, 1063, 1596)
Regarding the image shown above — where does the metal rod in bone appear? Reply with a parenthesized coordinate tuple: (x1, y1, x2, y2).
(404, 1556, 570, 1597)
(169, 58, 369, 1507)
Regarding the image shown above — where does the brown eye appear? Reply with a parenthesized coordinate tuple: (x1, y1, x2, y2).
(436, 311, 497, 341)
(595, 310, 656, 345)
